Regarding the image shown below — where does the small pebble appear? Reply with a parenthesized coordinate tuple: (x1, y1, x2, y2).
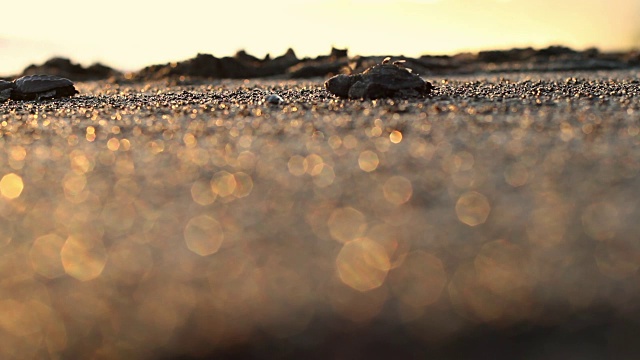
(265, 94, 284, 105)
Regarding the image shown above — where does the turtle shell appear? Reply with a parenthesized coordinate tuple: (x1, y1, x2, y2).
(11, 75, 78, 100)
(0, 80, 15, 91)
(325, 63, 432, 99)
(0, 80, 15, 101)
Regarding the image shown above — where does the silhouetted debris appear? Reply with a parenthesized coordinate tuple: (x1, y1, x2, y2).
(477, 47, 537, 63)
(128, 46, 640, 81)
(234, 50, 262, 64)
(537, 45, 577, 58)
(329, 47, 348, 59)
(256, 48, 300, 77)
(133, 53, 257, 80)
(313, 46, 349, 62)
(288, 59, 348, 78)
(21, 57, 119, 81)
(17, 46, 640, 83)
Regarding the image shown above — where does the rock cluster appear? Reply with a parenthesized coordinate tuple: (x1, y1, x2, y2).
(7, 46, 640, 83)
(21, 57, 119, 81)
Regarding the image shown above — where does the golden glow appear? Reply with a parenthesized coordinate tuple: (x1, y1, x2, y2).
(358, 150, 379, 172)
(455, 191, 491, 226)
(336, 237, 391, 292)
(184, 215, 224, 256)
(328, 207, 367, 243)
(29, 234, 67, 279)
(389, 130, 403, 144)
(60, 235, 108, 281)
(288, 155, 308, 176)
(210, 171, 237, 197)
(382, 176, 413, 205)
(2, 0, 639, 75)
(0, 173, 23, 199)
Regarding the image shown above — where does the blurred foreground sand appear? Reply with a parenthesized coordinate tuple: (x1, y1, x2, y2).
(0, 70, 640, 359)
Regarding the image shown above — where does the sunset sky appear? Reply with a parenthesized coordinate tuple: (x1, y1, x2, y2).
(1, 0, 638, 75)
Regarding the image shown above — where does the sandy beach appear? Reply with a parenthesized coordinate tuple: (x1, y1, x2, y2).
(1, 68, 640, 359)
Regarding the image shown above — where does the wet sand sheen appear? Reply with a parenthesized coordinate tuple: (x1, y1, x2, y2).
(0, 70, 639, 359)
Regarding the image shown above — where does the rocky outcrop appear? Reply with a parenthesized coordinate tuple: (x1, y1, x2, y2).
(21, 57, 119, 81)
(15, 46, 640, 83)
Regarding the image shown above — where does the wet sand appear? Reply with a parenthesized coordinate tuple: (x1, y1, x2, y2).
(1, 70, 640, 359)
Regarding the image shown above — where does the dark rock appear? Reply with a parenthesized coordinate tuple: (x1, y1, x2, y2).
(22, 57, 119, 81)
(313, 47, 349, 61)
(86, 63, 119, 79)
(537, 46, 577, 58)
(276, 48, 298, 63)
(256, 48, 300, 77)
(125, 46, 640, 81)
(288, 60, 348, 78)
(219, 56, 257, 78)
(181, 53, 222, 77)
(235, 50, 262, 64)
(329, 47, 348, 59)
(134, 53, 256, 80)
(477, 47, 536, 63)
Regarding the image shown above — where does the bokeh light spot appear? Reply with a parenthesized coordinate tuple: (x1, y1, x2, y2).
(107, 138, 120, 151)
(211, 171, 237, 197)
(383, 176, 413, 205)
(60, 236, 108, 281)
(191, 179, 217, 205)
(306, 154, 324, 176)
(184, 215, 224, 256)
(62, 173, 87, 198)
(390, 130, 403, 144)
(29, 234, 67, 279)
(69, 150, 93, 174)
(0, 173, 23, 199)
(232, 172, 253, 198)
(455, 191, 491, 226)
(312, 164, 335, 188)
(327, 207, 367, 243)
(358, 150, 379, 172)
(287, 155, 308, 176)
(336, 238, 391, 292)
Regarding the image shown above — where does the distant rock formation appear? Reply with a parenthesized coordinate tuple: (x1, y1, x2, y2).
(131, 48, 303, 81)
(21, 57, 120, 81)
(15, 46, 640, 83)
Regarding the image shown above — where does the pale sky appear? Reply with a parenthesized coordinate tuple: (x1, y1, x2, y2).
(1, 0, 638, 76)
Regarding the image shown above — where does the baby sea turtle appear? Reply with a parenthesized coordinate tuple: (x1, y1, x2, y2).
(0, 81, 13, 102)
(0, 75, 78, 102)
(324, 57, 433, 99)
